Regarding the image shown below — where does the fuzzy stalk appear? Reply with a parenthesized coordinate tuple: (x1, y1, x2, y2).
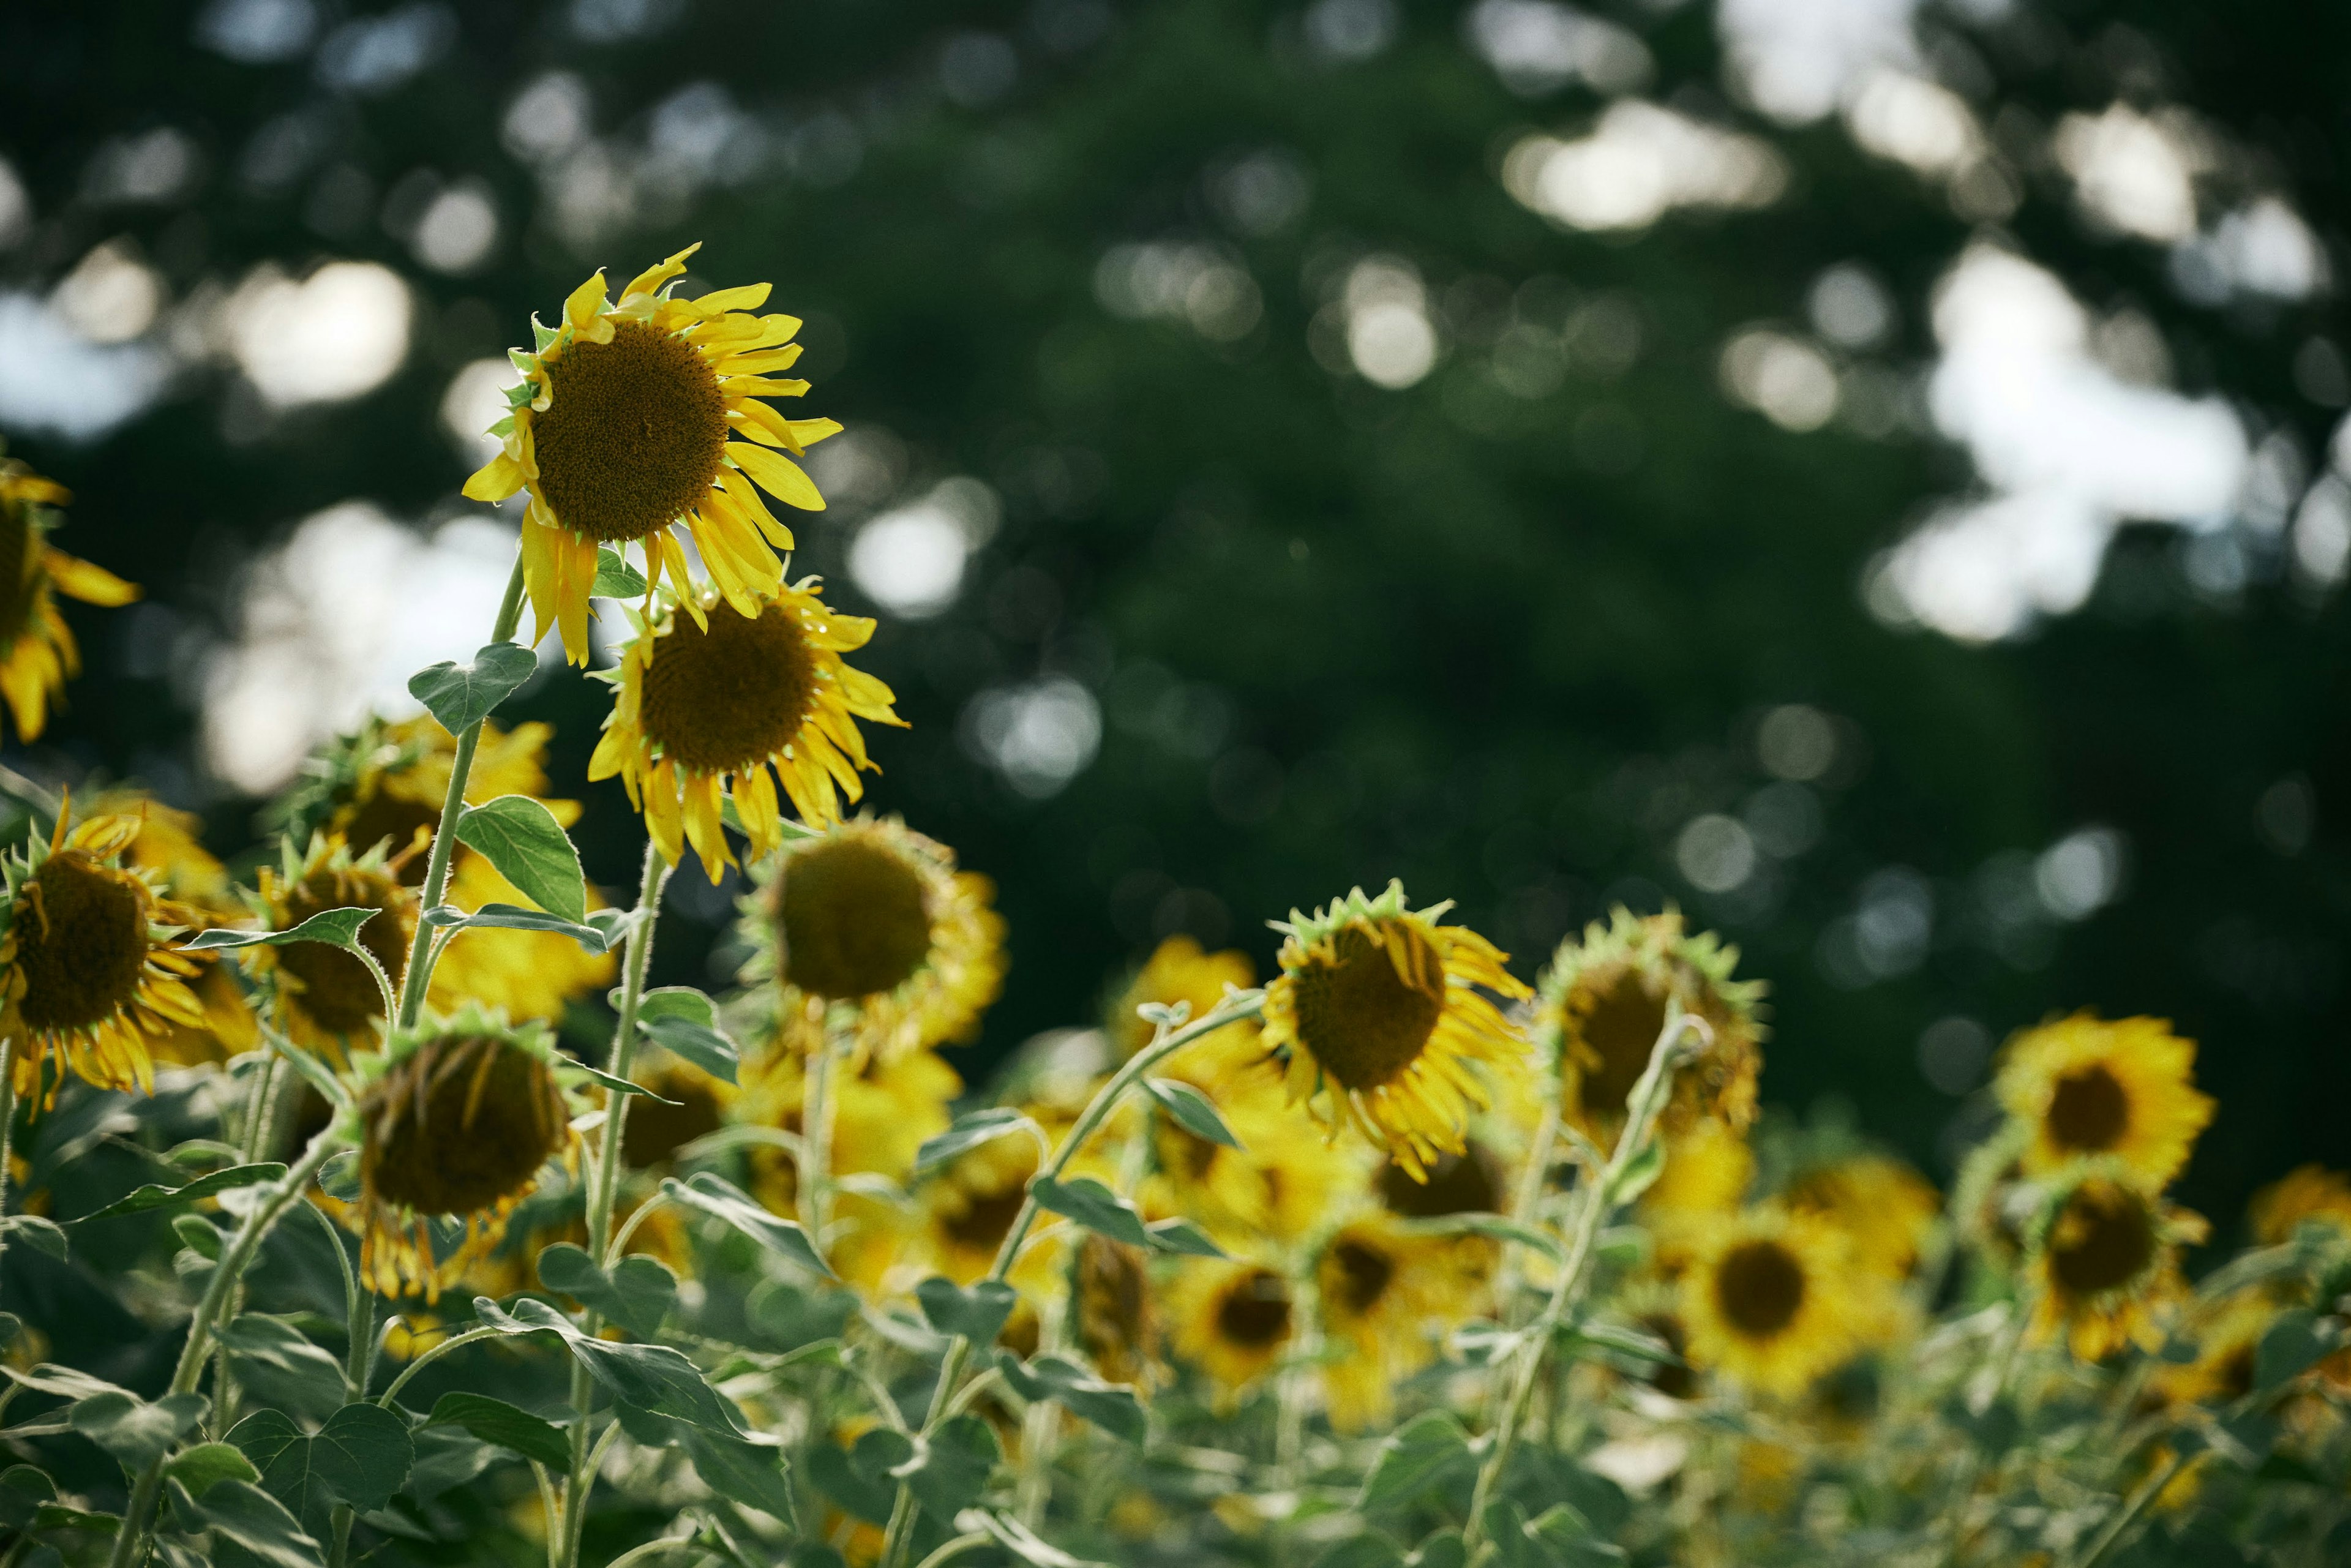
(798, 1003, 850, 1253)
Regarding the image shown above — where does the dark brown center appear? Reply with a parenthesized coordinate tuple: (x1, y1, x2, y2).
(1216, 1270, 1292, 1349)
(1640, 1312, 1695, 1398)
(1715, 1239, 1806, 1338)
(2046, 1064, 2131, 1153)
(776, 836, 934, 1000)
(366, 1034, 565, 1217)
(335, 791, 443, 885)
(942, 1177, 1029, 1256)
(1575, 968, 1668, 1119)
(277, 865, 411, 1037)
(531, 318, 729, 544)
(620, 1076, 726, 1168)
(639, 602, 820, 776)
(1380, 1142, 1501, 1216)
(2050, 1187, 2157, 1296)
(15, 851, 148, 1033)
(1328, 1237, 1398, 1316)
(1288, 922, 1445, 1093)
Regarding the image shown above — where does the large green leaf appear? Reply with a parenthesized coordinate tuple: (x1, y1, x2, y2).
(77, 1163, 287, 1223)
(420, 901, 610, 953)
(593, 546, 647, 599)
(900, 1414, 1000, 1521)
(69, 1390, 208, 1469)
(637, 988, 740, 1084)
(227, 1403, 413, 1534)
(165, 1442, 261, 1498)
(472, 1296, 751, 1437)
(661, 1172, 831, 1277)
(424, 1393, 569, 1469)
(169, 1476, 324, 1568)
(407, 642, 536, 735)
(1029, 1176, 1152, 1248)
(806, 1428, 914, 1525)
(1143, 1078, 1241, 1149)
(996, 1352, 1146, 1444)
(182, 909, 375, 952)
(535, 1242, 678, 1340)
(677, 1425, 797, 1526)
(912, 1108, 1038, 1179)
(915, 1276, 1018, 1345)
(454, 795, 587, 924)
(1359, 1412, 1479, 1513)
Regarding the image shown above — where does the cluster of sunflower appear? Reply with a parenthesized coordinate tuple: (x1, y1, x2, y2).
(2, 252, 2350, 1568)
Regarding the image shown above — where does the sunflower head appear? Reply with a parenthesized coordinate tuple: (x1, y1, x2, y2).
(2028, 1168, 2207, 1360)
(2248, 1165, 2351, 1248)
(250, 835, 417, 1051)
(0, 809, 202, 1101)
(348, 1008, 572, 1299)
(741, 817, 1003, 1061)
(1169, 1259, 1294, 1408)
(462, 246, 844, 664)
(1780, 1153, 1941, 1283)
(1075, 1235, 1162, 1389)
(1537, 907, 1765, 1144)
(591, 583, 904, 882)
(1112, 934, 1262, 1062)
(1261, 881, 1533, 1180)
(1681, 1206, 1884, 1398)
(1996, 1013, 2213, 1188)
(2149, 1290, 2277, 1409)
(620, 1059, 735, 1169)
(0, 452, 138, 742)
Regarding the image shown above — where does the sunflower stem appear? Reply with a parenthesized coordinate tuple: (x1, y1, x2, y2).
(799, 1002, 848, 1258)
(109, 1121, 348, 1568)
(0, 1035, 15, 1289)
(390, 550, 528, 1031)
(560, 839, 670, 1568)
(1460, 1002, 1695, 1562)
(878, 992, 1267, 1568)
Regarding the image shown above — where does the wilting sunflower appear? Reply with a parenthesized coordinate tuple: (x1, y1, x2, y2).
(247, 836, 418, 1055)
(0, 454, 138, 743)
(0, 809, 203, 1101)
(1261, 882, 1532, 1180)
(460, 244, 839, 664)
(1074, 1234, 1163, 1389)
(2027, 1170, 2207, 1360)
(1995, 1013, 2213, 1188)
(1782, 1153, 1941, 1283)
(83, 790, 257, 1070)
(2248, 1164, 2351, 1247)
(1168, 1259, 1294, 1409)
(1317, 1213, 1474, 1430)
(1537, 907, 1765, 1146)
(1680, 1207, 1881, 1398)
(742, 816, 1003, 1060)
(1112, 934, 1264, 1067)
(593, 583, 904, 880)
(344, 1010, 574, 1299)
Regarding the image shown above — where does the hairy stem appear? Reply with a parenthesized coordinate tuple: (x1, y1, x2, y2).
(799, 1003, 847, 1255)
(0, 1037, 15, 1289)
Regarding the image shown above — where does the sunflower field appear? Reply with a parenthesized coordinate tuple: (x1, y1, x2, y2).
(1, 241, 2349, 1568)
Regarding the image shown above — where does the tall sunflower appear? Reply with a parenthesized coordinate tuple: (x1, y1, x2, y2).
(1167, 1259, 1294, 1409)
(1316, 1212, 1477, 1431)
(1537, 907, 1764, 1145)
(1260, 882, 1532, 1180)
(1995, 1013, 2213, 1188)
(740, 816, 1003, 1061)
(0, 454, 138, 742)
(247, 836, 418, 1055)
(592, 583, 903, 880)
(84, 790, 257, 1070)
(342, 1010, 575, 1299)
(1679, 1206, 1883, 1398)
(460, 245, 839, 664)
(0, 809, 203, 1101)
(2028, 1170, 2206, 1360)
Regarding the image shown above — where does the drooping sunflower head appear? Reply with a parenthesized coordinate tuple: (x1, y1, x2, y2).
(1995, 1013, 2213, 1188)
(1680, 1206, 1883, 1399)
(593, 582, 904, 882)
(0, 452, 138, 743)
(249, 835, 418, 1052)
(2028, 1169, 2206, 1360)
(2248, 1164, 2351, 1248)
(461, 246, 842, 664)
(1075, 1234, 1162, 1389)
(1168, 1258, 1295, 1408)
(741, 816, 1003, 1060)
(1537, 907, 1765, 1144)
(347, 1009, 573, 1299)
(0, 809, 203, 1102)
(1112, 934, 1264, 1065)
(1261, 881, 1533, 1180)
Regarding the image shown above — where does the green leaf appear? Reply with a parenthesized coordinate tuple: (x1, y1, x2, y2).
(168, 1477, 324, 1568)
(78, 1163, 287, 1223)
(69, 1390, 208, 1469)
(472, 1296, 752, 1438)
(593, 547, 648, 599)
(1398, 1213, 1564, 1260)
(166, 1442, 262, 1498)
(1519, 1503, 1625, 1566)
(171, 1213, 223, 1259)
(1143, 1078, 1241, 1149)
(915, 1276, 1019, 1345)
(1, 1214, 67, 1259)
(912, 1108, 1038, 1180)
(807, 1428, 912, 1524)
(1406, 1529, 1468, 1568)
(1359, 1412, 1478, 1512)
(640, 1015, 741, 1085)
(227, 1403, 413, 1534)
(661, 1172, 831, 1278)
(678, 1425, 797, 1525)
(407, 642, 536, 735)
(2255, 1308, 2337, 1391)
(1143, 1217, 1229, 1258)
(969, 1509, 1111, 1567)
(566, 1062, 678, 1101)
(454, 795, 587, 925)
(1604, 1138, 1667, 1207)
(420, 901, 611, 953)
(1030, 1176, 1152, 1248)
(0, 1465, 56, 1533)
(182, 908, 375, 952)
(1315, 1538, 1408, 1568)
(898, 1413, 999, 1520)
(535, 1242, 677, 1340)
(424, 1392, 570, 1469)
(996, 1353, 1146, 1444)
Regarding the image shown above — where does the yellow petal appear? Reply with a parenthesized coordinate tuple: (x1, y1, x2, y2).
(715, 468, 793, 550)
(726, 399, 801, 454)
(44, 549, 138, 607)
(462, 452, 527, 503)
(564, 270, 610, 334)
(726, 443, 825, 512)
(721, 376, 812, 398)
(689, 282, 771, 315)
(623, 242, 702, 302)
(0, 653, 48, 741)
(713, 345, 804, 377)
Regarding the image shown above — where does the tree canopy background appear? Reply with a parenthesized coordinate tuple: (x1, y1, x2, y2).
(1, 0, 2342, 1232)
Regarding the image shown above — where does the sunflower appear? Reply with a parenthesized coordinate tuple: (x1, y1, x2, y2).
(910, 1128, 1056, 1291)
(1317, 1212, 1477, 1431)
(343, 1009, 574, 1299)
(1641, 1119, 1756, 1276)
(1138, 1093, 1365, 1253)
(460, 245, 839, 665)
(1537, 907, 1765, 1146)
(1260, 882, 1532, 1180)
(741, 816, 1003, 1061)
(247, 836, 418, 1055)
(0, 454, 139, 743)
(1995, 1013, 2213, 1188)
(0, 809, 204, 1101)
(2027, 1170, 2207, 1360)
(1074, 1234, 1163, 1389)
(2149, 1289, 2277, 1410)
(426, 852, 617, 1024)
(278, 715, 575, 879)
(1781, 1153, 1941, 1283)
(619, 1058, 737, 1170)
(1168, 1259, 1295, 1409)
(82, 790, 258, 1070)
(1679, 1207, 1882, 1398)
(1112, 934, 1263, 1067)
(2248, 1165, 2351, 1247)
(592, 583, 904, 881)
